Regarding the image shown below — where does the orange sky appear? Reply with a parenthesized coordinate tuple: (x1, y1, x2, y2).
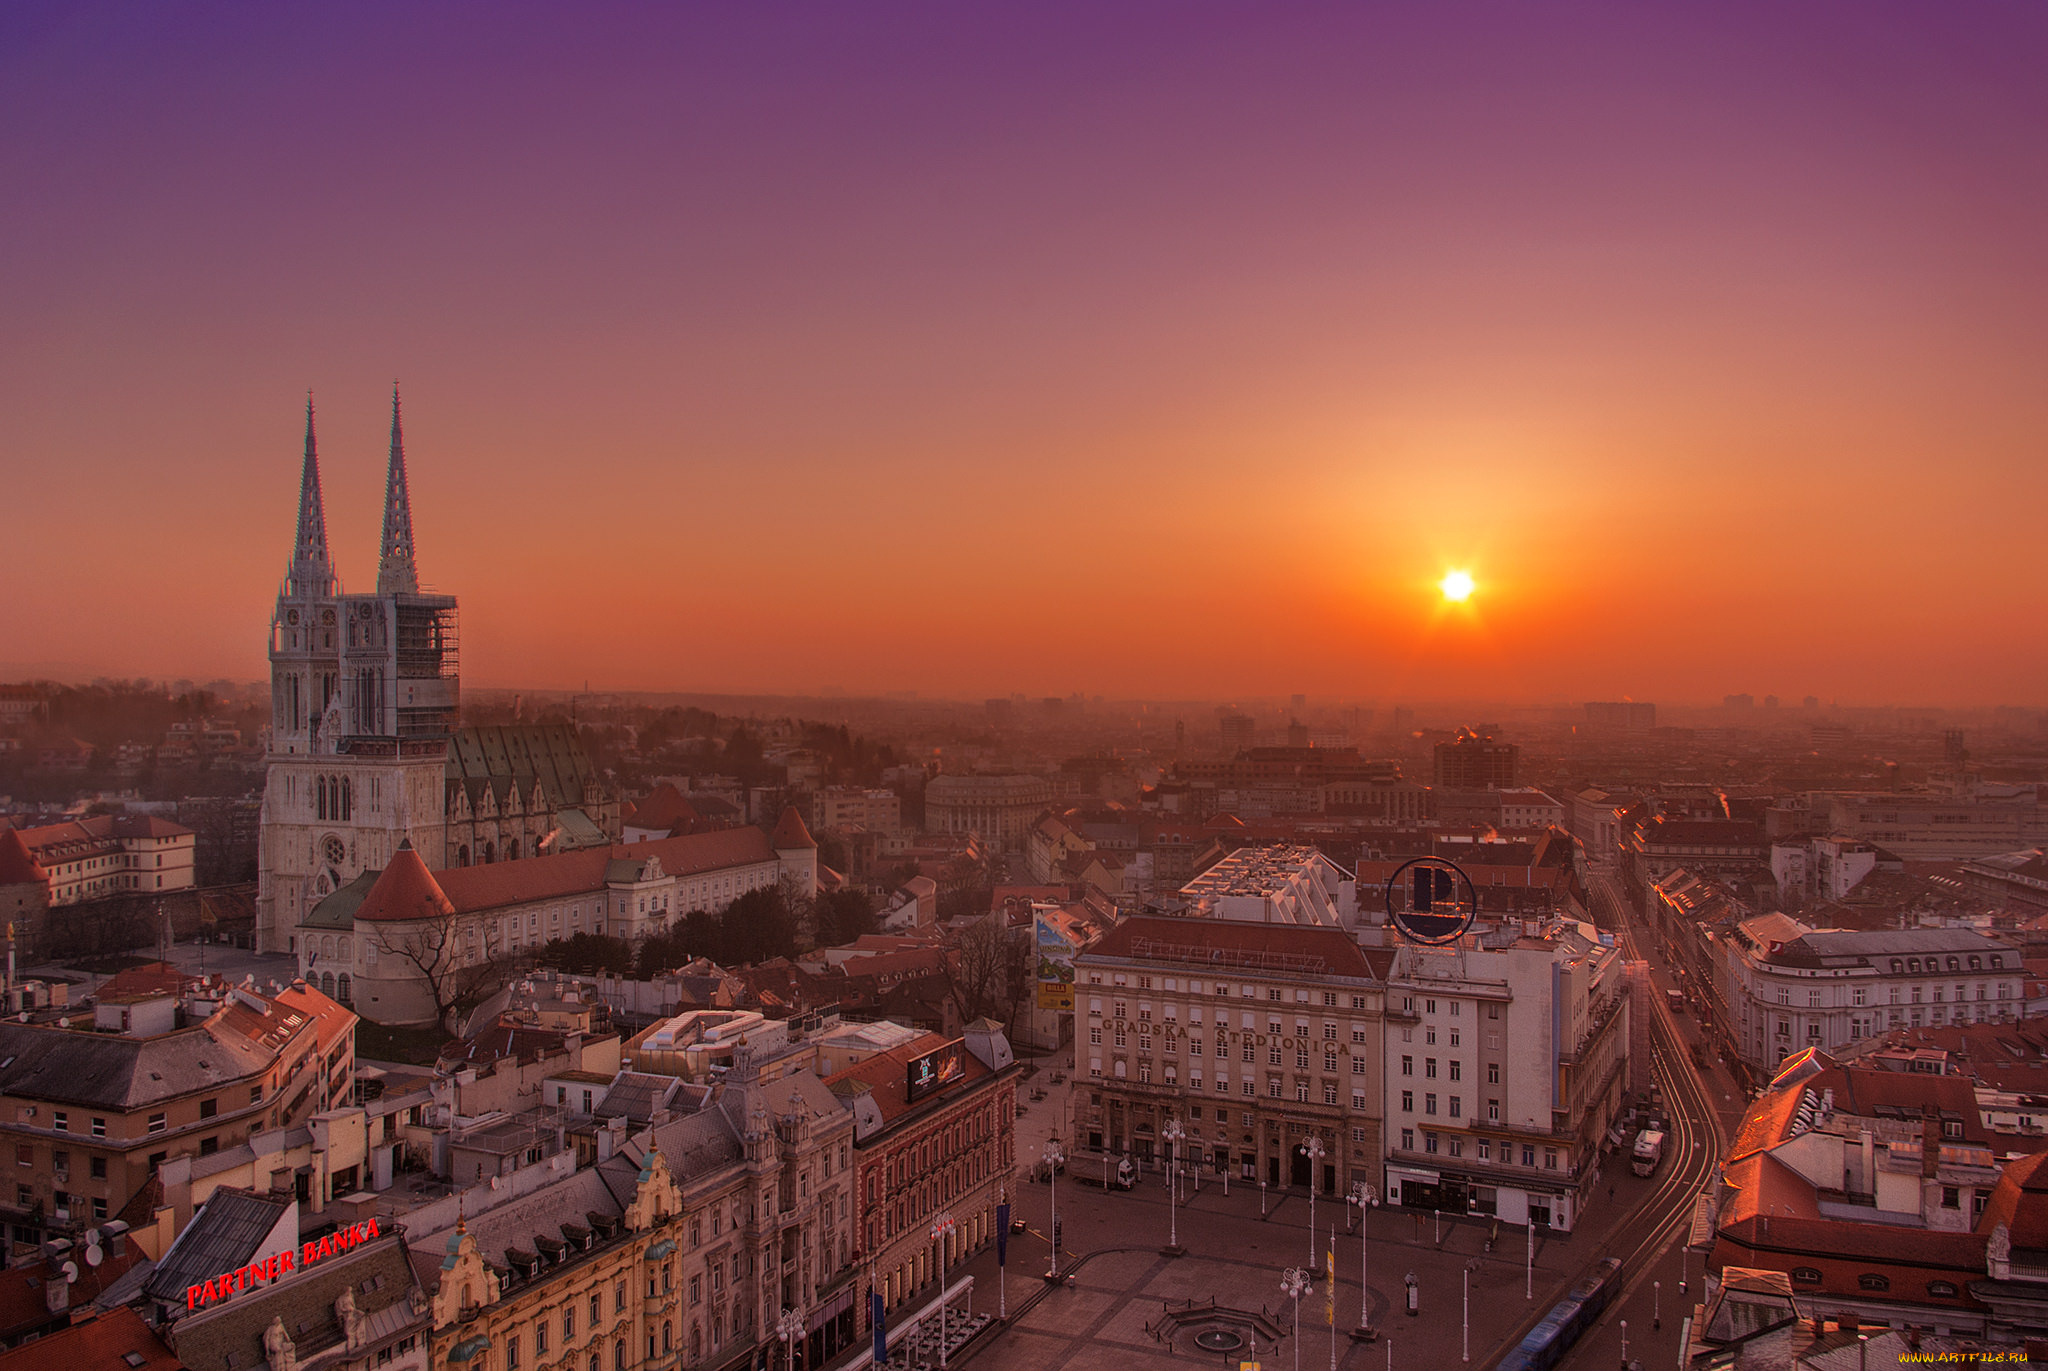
(7, 5, 2048, 704)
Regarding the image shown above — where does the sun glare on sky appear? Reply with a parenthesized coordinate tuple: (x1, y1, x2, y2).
(1439, 569, 1476, 603)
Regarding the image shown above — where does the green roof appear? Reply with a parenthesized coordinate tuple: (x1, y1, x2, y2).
(305, 869, 379, 929)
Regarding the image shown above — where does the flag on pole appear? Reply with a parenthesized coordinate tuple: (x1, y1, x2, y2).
(1325, 1237, 1336, 1326)
(872, 1291, 887, 1364)
(996, 1203, 1010, 1266)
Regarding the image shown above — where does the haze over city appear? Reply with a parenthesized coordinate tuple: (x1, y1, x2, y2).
(9, 4, 2048, 702)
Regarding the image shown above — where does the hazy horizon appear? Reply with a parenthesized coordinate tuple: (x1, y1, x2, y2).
(9, 4, 2048, 703)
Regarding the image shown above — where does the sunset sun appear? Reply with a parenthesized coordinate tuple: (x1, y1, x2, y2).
(1439, 569, 1476, 603)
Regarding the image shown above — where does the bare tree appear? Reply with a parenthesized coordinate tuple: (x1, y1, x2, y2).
(952, 915, 1010, 1024)
(371, 917, 508, 1031)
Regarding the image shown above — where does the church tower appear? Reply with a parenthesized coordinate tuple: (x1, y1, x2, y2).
(256, 388, 459, 968)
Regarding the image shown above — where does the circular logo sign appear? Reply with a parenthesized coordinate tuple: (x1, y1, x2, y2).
(1384, 857, 1478, 945)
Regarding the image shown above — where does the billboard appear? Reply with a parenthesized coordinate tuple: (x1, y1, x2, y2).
(1035, 911, 1077, 1012)
(905, 1040, 967, 1103)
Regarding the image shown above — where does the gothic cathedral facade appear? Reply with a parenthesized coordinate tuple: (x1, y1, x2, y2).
(256, 392, 459, 955)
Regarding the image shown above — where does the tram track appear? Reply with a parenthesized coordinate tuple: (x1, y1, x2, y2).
(1483, 870, 1725, 1370)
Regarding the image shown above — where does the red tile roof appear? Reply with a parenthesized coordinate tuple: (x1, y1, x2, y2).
(0, 1307, 182, 1371)
(354, 844, 457, 924)
(0, 1242, 147, 1343)
(356, 827, 781, 921)
(0, 829, 45, 886)
(771, 806, 816, 851)
(624, 783, 699, 834)
(1979, 1149, 2048, 1250)
(826, 1031, 993, 1126)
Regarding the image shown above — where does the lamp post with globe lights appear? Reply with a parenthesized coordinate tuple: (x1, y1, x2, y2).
(1282, 1267, 1311, 1371)
(929, 1212, 956, 1367)
(1348, 1181, 1379, 1339)
(1301, 1136, 1326, 1267)
(776, 1307, 806, 1371)
(1042, 1139, 1066, 1281)
(1161, 1118, 1186, 1256)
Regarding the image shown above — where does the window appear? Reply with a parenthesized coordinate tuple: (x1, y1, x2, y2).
(537, 1320, 549, 1353)
(565, 1306, 576, 1338)
(1477, 1140, 1491, 1161)
(147, 1113, 166, 1134)
(198, 1098, 217, 1119)
(1544, 1148, 1558, 1170)
(509, 1336, 522, 1369)
(1323, 1023, 1337, 1040)
(1401, 1056, 1413, 1076)
(13, 1145, 27, 1167)
(1926, 1280, 1958, 1298)
(1350, 1057, 1365, 1074)
(1790, 1267, 1822, 1284)
(1424, 1133, 1439, 1154)
(1942, 1186, 1960, 1209)
(1425, 1058, 1437, 1078)
(90, 1156, 106, 1179)
(52, 1111, 66, 1132)
(1089, 1027, 1101, 1045)
(1402, 1128, 1414, 1150)
(1402, 1091, 1414, 1111)
(1268, 989, 1281, 1001)
(1857, 1274, 1890, 1292)
(1425, 1094, 1437, 1115)
(1522, 1145, 1535, 1166)
(91, 1116, 105, 1137)
(1449, 1061, 1461, 1082)
(1352, 1026, 1366, 1043)
(1449, 1097, 1462, 1118)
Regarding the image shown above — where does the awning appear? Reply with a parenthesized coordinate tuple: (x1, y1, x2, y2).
(1388, 1166, 1440, 1184)
(449, 1334, 493, 1363)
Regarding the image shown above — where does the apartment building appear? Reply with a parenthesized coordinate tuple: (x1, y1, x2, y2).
(1071, 916, 1390, 1197)
(1379, 922, 1629, 1233)
(0, 978, 355, 1254)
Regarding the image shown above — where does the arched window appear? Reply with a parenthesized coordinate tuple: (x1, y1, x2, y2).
(316, 777, 328, 821)
(1790, 1267, 1822, 1284)
(1857, 1273, 1890, 1292)
(458, 845, 470, 867)
(320, 971, 335, 997)
(506, 839, 519, 861)
(614, 1341, 625, 1371)
(341, 778, 352, 820)
(337, 974, 352, 1004)
(1927, 1280, 1958, 1297)
(662, 1322, 672, 1353)
(484, 843, 496, 864)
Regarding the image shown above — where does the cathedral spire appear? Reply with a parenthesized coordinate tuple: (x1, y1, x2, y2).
(287, 392, 336, 598)
(376, 382, 421, 595)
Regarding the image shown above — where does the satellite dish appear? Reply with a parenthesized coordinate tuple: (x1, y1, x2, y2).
(489, 1176, 500, 1190)
(59, 1261, 77, 1283)
(84, 1243, 103, 1268)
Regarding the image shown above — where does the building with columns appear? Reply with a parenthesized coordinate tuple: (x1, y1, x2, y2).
(923, 774, 1053, 850)
(1071, 916, 1391, 1198)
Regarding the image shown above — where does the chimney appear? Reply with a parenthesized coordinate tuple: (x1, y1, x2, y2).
(1860, 1128, 1875, 1194)
(102, 1219, 130, 1258)
(1922, 1107, 1940, 1179)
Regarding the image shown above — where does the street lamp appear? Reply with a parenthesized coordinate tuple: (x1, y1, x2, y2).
(929, 1212, 956, 1368)
(1348, 1181, 1379, 1338)
(1620, 1318, 1629, 1371)
(776, 1307, 805, 1371)
(1161, 1117, 1186, 1256)
(1042, 1138, 1065, 1280)
(1282, 1267, 1311, 1371)
(1654, 1279, 1661, 1331)
(1463, 1259, 1479, 1363)
(1301, 1136, 1326, 1267)
(1525, 1220, 1534, 1301)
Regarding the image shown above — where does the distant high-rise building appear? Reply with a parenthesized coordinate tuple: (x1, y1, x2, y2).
(1219, 712, 1256, 756)
(1723, 693, 1755, 710)
(1433, 728, 1518, 790)
(1583, 701, 1656, 732)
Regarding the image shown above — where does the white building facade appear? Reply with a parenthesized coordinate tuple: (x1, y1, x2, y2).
(1379, 924, 1629, 1233)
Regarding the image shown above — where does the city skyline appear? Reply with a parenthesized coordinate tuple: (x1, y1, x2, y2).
(10, 4, 2048, 702)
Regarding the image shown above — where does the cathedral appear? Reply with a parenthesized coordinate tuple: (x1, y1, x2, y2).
(256, 393, 617, 961)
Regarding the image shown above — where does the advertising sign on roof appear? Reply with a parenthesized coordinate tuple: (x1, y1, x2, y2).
(1385, 857, 1477, 946)
(905, 1040, 966, 1103)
